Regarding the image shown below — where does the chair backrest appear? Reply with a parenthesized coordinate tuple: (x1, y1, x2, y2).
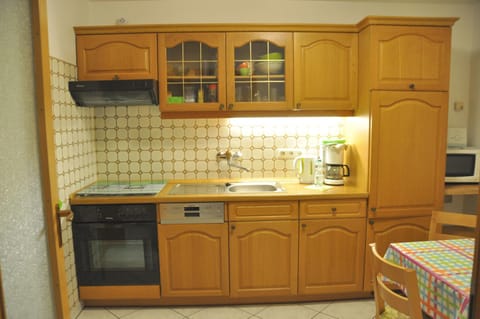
(428, 210, 477, 240)
(369, 243, 423, 319)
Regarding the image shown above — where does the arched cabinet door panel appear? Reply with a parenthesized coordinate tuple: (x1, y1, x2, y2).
(76, 33, 158, 80)
(229, 220, 298, 297)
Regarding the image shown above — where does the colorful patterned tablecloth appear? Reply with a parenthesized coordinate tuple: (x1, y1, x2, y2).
(385, 239, 474, 319)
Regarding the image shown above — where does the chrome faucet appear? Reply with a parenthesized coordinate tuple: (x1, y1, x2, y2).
(216, 150, 251, 172)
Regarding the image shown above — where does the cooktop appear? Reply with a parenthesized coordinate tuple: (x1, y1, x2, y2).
(76, 182, 166, 196)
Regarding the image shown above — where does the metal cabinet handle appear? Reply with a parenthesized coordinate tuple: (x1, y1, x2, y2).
(228, 103, 234, 110)
(408, 83, 415, 90)
(371, 207, 377, 213)
(331, 207, 337, 215)
(219, 104, 225, 111)
(296, 103, 301, 109)
(230, 224, 236, 231)
(301, 223, 307, 229)
(369, 219, 375, 225)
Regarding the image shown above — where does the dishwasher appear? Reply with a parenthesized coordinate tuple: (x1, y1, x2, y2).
(159, 202, 225, 224)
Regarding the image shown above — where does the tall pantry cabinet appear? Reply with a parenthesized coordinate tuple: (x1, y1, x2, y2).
(352, 17, 458, 290)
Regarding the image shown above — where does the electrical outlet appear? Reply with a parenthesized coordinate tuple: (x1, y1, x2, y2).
(276, 148, 304, 159)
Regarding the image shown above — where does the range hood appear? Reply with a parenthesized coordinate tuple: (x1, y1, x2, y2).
(68, 79, 159, 107)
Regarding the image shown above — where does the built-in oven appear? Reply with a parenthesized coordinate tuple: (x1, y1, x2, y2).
(71, 204, 159, 287)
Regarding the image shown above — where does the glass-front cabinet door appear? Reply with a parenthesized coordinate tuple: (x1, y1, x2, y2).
(158, 33, 226, 113)
(226, 32, 293, 112)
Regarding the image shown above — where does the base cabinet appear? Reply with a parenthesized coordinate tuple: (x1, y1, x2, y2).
(158, 224, 229, 297)
(298, 218, 365, 294)
(363, 216, 430, 291)
(229, 220, 298, 297)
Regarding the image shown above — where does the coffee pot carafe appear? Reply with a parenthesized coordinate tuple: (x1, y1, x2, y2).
(323, 140, 350, 186)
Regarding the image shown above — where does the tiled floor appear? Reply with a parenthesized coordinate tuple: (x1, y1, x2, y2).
(77, 299, 375, 319)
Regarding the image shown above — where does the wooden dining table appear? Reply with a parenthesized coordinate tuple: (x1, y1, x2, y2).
(384, 238, 474, 319)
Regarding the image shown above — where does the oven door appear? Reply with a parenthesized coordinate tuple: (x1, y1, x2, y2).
(72, 221, 159, 286)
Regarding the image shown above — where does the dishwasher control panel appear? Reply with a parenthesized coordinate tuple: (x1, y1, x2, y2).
(159, 202, 225, 224)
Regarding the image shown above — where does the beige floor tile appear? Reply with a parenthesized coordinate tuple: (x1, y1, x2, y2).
(188, 306, 252, 319)
(321, 299, 375, 319)
(256, 304, 318, 319)
(122, 307, 185, 319)
(235, 304, 268, 315)
(106, 306, 142, 317)
(301, 301, 331, 313)
(76, 308, 117, 319)
(169, 306, 204, 317)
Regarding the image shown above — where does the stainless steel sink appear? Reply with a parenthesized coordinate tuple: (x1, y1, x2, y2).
(168, 181, 285, 195)
(225, 181, 285, 193)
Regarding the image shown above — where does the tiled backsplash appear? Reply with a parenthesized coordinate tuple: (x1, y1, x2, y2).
(95, 108, 346, 182)
(51, 57, 95, 318)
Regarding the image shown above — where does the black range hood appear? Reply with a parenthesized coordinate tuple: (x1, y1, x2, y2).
(68, 79, 159, 107)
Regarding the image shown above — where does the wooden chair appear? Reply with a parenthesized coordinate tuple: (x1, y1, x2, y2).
(369, 243, 423, 319)
(428, 210, 477, 240)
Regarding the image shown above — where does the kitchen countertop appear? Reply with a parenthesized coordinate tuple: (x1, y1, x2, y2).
(69, 178, 368, 205)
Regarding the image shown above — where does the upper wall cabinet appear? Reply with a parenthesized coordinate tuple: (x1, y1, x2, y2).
(158, 33, 226, 113)
(365, 26, 452, 91)
(157, 32, 293, 115)
(226, 32, 293, 112)
(76, 33, 158, 80)
(294, 33, 358, 112)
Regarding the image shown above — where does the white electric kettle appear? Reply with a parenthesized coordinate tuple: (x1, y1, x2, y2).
(293, 155, 315, 184)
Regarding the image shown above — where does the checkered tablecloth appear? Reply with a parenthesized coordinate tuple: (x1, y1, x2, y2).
(384, 239, 474, 319)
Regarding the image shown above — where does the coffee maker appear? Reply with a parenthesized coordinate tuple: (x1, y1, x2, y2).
(323, 140, 350, 185)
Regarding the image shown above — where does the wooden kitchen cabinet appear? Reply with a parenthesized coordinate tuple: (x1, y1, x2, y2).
(158, 33, 226, 113)
(298, 199, 366, 295)
(363, 216, 430, 290)
(368, 91, 448, 219)
(76, 33, 158, 80)
(158, 32, 293, 116)
(226, 32, 294, 112)
(362, 24, 452, 91)
(294, 32, 358, 112)
(352, 18, 456, 293)
(298, 218, 366, 295)
(228, 201, 298, 297)
(158, 223, 229, 297)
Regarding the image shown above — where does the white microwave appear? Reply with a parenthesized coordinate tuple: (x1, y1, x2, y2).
(445, 147, 480, 183)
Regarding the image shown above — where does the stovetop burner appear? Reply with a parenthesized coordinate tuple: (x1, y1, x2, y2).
(76, 182, 166, 196)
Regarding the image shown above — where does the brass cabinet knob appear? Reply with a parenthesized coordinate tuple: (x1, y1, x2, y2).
(408, 83, 415, 90)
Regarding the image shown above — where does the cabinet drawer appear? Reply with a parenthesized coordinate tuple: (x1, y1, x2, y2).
(228, 201, 298, 221)
(300, 199, 366, 219)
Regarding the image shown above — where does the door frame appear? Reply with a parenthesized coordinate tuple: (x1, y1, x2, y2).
(31, 0, 70, 318)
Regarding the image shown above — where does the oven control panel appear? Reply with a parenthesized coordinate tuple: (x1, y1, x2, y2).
(72, 204, 157, 223)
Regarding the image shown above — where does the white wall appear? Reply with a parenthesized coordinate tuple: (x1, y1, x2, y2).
(85, 0, 476, 137)
(0, 1, 56, 318)
(47, 0, 89, 63)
